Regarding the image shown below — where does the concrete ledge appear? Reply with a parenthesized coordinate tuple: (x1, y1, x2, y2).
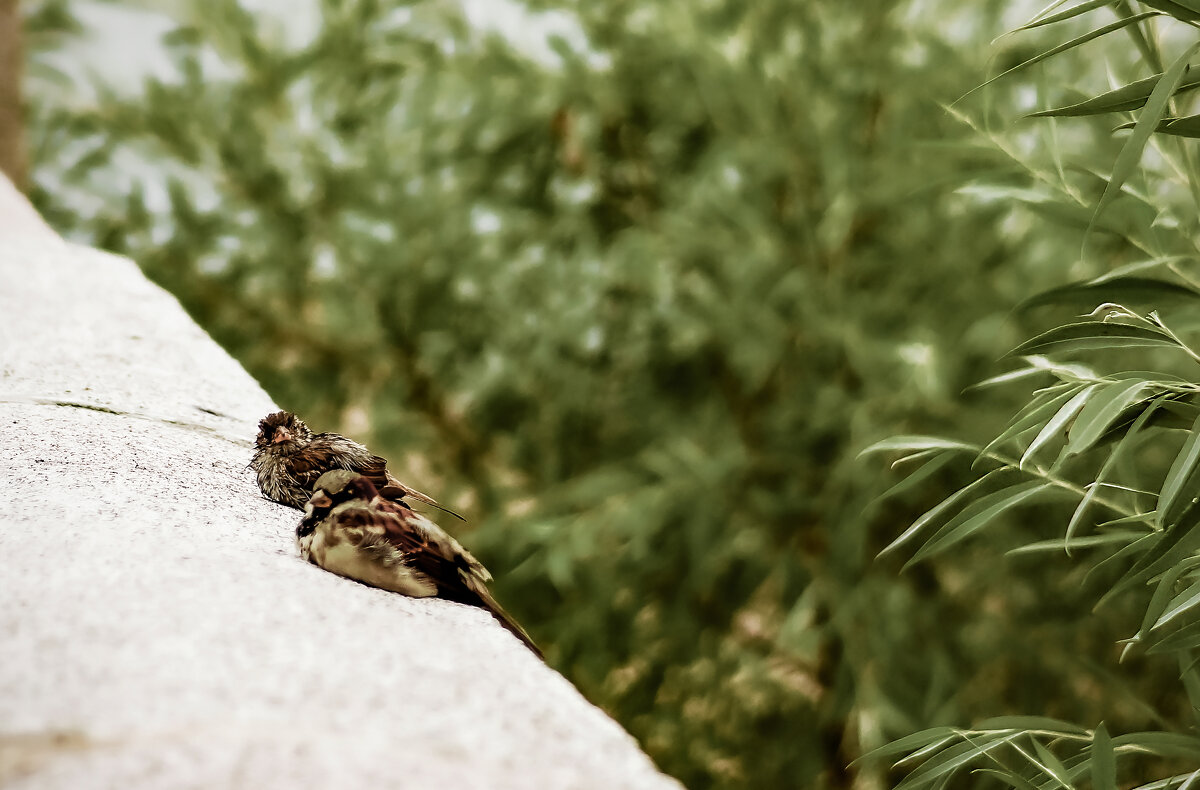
(0, 177, 682, 790)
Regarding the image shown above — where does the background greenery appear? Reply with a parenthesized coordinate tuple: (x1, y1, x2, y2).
(22, 1, 1199, 787)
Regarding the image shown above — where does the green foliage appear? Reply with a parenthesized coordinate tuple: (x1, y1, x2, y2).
(26, 1, 1182, 788)
(866, 3, 1200, 787)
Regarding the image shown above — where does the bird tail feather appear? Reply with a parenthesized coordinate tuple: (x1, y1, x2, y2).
(475, 589, 542, 659)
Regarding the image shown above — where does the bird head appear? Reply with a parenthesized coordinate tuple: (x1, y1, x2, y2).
(255, 411, 313, 451)
(298, 471, 379, 537)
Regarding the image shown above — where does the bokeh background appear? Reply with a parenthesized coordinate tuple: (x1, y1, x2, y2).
(10, 1, 1197, 787)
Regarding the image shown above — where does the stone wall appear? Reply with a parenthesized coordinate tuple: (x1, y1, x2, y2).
(0, 176, 682, 790)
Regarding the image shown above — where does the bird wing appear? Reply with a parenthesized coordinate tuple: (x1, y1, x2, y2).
(371, 500, 541, 657)
(372, 501, 484, 591)
(282, 443, 348, 493)
(317, 503, 439, 597)
(307, 434, 458, 517)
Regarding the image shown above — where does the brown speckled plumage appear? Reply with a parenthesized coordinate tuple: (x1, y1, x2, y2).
(298, 470, 541, 658)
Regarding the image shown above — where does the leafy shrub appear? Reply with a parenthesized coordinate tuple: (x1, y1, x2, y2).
(866, 4, 1200, 787)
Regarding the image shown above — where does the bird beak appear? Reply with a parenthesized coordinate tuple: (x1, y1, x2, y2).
(309, 491, 332, 509)
(272, 427, 293, 445)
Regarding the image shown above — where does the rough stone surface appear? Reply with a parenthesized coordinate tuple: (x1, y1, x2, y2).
(0, 178, 683, 790)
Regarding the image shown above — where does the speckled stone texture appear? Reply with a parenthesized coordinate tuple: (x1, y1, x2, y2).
(0, 177, 683, 790)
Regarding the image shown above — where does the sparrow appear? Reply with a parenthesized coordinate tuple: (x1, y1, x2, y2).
(250, 410, 460, 519)
(298, 470, 541, 657)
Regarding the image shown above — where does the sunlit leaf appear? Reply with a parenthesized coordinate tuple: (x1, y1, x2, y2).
(858, 436, 977, 457)
(1065, 380, 1149, 457)
(981, 385, 1081, 459)
(1023, 384, 1097, 467)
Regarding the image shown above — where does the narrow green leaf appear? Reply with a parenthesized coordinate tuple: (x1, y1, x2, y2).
(1100, 518, 1200, 609)
(973, 717, 1090, 735)
(1146, 114, 1200, 139)
(982, 385, 1080, 458)
(1096, 397, 1200, 443)
(900, 734, 964, 768)
(1096, 511, 1158, 528)
(1008, 322, 1177, 356)
(1110, 731, 1200, 760)
(1114, 1, 1163, 73)
(1128, 770, 1198, 790)
(1019, 355, 1101, 382)
(1018, 277, 1200, 310)
(1024, 385, 1098, 467)
(971, 363, 1062, 391)
(1090, 41, 1200, 241)
(1092, 255, 1197, 281)
(854, 727, 958, 765)
(1158, 412, 1200, 527)
(959, 12, 1161, 103)
(866, 453, 958, 515)
(879, 470, 1007, 558)
(892, 449, 946, 468)
(1066, 397, 1165, 552)
(1091, 724, 1116, 790)
(1007, 531, 1144, 555)
(1017, 0, 1114, 31)
(1085, 530, 1160, 588)
(1179, 652, 1200, 715)
(1022, 0, 1079, 26)
(1134, 558, 1189, 643)
(1032, 737, 1076, 789)
(1030, 72, 1200, 117)
(1145, 619, 1200, 653)
(858, 436, 976, 457)
(906, 481, 1059, 567)
(1066, 380, 1149, 456)
(896, 734, 1020, 790)
(1153, 577, 1200, 630)
(1139, 0, 1200, 23)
